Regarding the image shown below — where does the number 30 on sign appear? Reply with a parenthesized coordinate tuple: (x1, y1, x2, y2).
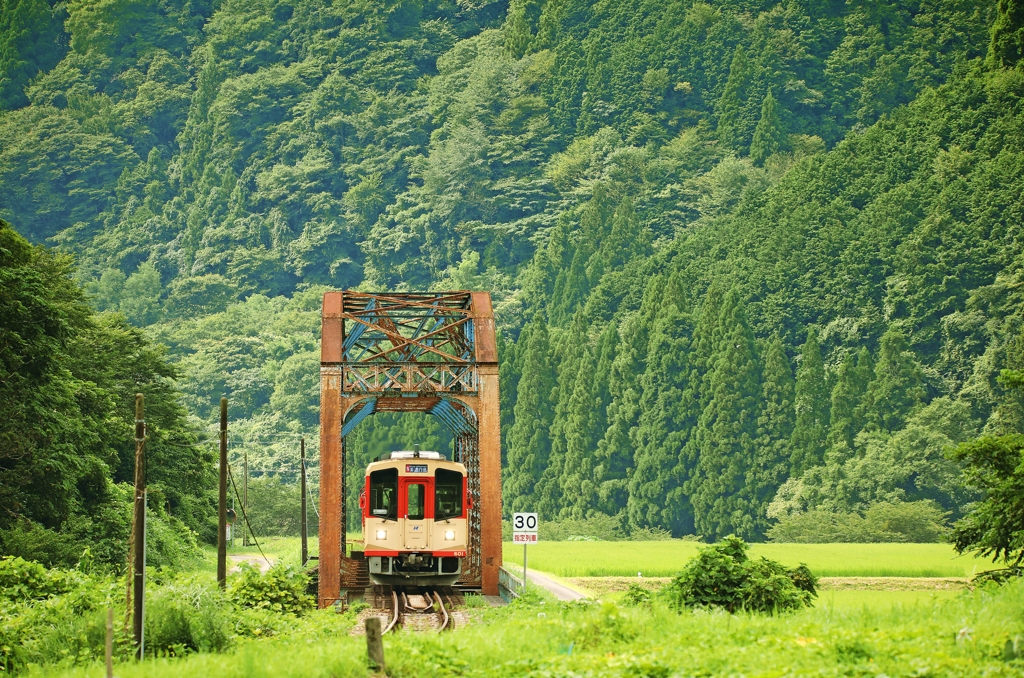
(513, 512, 538, 531)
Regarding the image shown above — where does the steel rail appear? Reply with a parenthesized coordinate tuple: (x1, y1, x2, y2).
(383, 589, 400, 634)
(434, 590, 450, 632)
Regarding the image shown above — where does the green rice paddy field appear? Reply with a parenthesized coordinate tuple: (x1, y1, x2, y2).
(503, 541, 997, 578)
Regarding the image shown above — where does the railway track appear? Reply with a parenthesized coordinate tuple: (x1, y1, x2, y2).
(380, 586, 453, 633)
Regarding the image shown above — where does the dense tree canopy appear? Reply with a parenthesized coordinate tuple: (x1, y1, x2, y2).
(2, 0, 1023, 542)
(0, 219, 212, 564)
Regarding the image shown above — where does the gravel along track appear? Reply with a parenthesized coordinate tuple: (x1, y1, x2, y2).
(352, 587, 462, 634)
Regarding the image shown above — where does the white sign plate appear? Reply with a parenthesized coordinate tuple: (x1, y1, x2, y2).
(512, 512, 538, 532)
(513, 512, 538, 544)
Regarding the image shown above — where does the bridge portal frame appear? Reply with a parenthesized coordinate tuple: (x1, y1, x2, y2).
(318, 291, 502, 607)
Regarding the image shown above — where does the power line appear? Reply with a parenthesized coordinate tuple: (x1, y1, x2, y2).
(301, 456, 321, 520)
(227, 463, 271, 568)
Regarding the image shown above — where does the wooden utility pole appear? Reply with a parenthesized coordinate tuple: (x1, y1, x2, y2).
(217, 397, 228, 588)
(242, 446, 249, 547)
(132, 393, 146, 659)
(300, 437, 308, 567)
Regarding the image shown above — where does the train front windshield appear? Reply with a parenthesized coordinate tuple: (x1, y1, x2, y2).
(434, 469, 463, 519)
(369, 468, 398, 519)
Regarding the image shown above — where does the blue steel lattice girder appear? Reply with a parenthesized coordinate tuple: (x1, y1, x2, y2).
(341, 298, 375, 360)
(341, 398, 376, 438)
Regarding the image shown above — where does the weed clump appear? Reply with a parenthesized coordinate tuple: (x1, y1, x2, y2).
(659, 535, 817, 614)
(229, 563, 313, 615)
(0, 556, 80, 603)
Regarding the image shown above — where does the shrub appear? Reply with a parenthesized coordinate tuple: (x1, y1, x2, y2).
(622, 583, 652, 606)
(540, 514, 627, 541)
(628, 526, 673, 541)
(661, 536, 816, 614)
(0, 521, 88, 568)
(767, 500, 948, 543)
(229, 563, 313, 615)
(0, 566, 123, 673)
(0, 556, 79, 603)
(0, 484, 201, 570)
(145, 579, 232, 656)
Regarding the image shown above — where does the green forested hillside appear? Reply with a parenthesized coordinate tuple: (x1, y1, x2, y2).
(3, 0, 1024, 543)
(0, 220, 213, 565)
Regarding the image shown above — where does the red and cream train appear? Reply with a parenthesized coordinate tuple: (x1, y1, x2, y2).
(360, 451, 469, 586)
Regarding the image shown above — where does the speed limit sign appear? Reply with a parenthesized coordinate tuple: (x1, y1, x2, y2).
(513, 512, 538, 543)
(513, 512, 537, 531)
(513, 513, 538, 582)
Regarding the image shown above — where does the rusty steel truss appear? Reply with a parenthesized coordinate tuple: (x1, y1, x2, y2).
(319, 292, 502, 607)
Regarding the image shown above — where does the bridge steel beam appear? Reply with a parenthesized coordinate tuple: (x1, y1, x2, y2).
(318, 291, 502, 607)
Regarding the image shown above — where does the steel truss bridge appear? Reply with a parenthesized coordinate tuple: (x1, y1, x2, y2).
(318, 291, 502, 606)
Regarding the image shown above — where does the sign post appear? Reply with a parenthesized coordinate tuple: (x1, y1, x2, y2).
(512, 512, 538, 593)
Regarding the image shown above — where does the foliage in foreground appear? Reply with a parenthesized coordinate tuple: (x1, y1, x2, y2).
(656, 536, 817, 614)
(0, 557, 317, 673)
(33, 578, 1024, 678)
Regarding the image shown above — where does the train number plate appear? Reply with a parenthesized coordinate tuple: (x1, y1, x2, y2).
(406, 464, 428, 473)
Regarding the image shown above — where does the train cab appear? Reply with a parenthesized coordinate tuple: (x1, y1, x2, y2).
(361, 451, 469, 586)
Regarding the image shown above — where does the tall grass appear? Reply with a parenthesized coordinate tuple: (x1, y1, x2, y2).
(38, 578, 1024, 677)
(503, 542, 998, 577)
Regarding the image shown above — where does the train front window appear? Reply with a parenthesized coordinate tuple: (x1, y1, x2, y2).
(369, 468, 398, 519)
(435, 469, 463, 520)
(407, 483, 425, 521)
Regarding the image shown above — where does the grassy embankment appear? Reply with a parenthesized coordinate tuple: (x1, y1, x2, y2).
(35, 578, 1024, 677)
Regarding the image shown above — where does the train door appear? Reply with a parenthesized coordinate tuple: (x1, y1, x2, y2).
(402, 478, 430, 549)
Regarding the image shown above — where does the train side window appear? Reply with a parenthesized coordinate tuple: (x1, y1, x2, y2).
(434, 469, 463, 520)
(407, 483, 425, 521)
(369, 468, 398, 519)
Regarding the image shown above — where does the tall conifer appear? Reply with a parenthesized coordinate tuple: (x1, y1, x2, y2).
(504, 314, 556, 512)
(551, 246, 589, 326)
(824, 347, 872, 463)
(628, 302, 698, 533)
(860, 328, 926, 432)
(750, 89, 786, 166)
(716, 45, 754, 152)
(790, 328, 830, 475)
(751, 334, 795, 530)
(497, 331, 518, 467)
(595, 278, 665, 514)
(535, 312, 587, 517)
(689, 289, 762, 540)
(504, 0, 543, 58)
(588, 321, 619, 510)
(987, 0, 1024, 69)
(559, 345, 599, 518)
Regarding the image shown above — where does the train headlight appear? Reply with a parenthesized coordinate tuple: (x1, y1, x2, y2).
(375, 529, 387, 540)
(444, 530, 456, 541)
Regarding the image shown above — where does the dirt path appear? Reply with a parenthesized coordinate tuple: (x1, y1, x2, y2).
(229, 554, 274, 574)
(526, 570, 587, 601)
